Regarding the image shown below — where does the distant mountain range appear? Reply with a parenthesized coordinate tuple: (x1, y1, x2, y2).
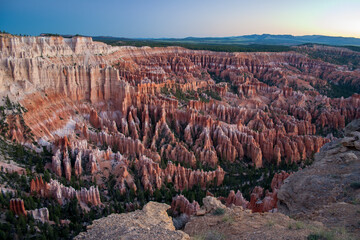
(92, 34, 360, 47)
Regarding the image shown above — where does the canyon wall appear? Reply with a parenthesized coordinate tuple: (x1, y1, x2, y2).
(1, 34, 359, 196)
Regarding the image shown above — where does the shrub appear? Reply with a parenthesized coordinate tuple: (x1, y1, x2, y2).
(307, 234, 328, 240)
(212, 208, 225, 215)
(266, 220, 275, 227)
(222, 215, 234, 223)
(307, 227, 349, 240)
(350, 182, 360, 190)
(288, 221, 305, 230)
(204, 231, 225, 240)
(204, 90, 222, 101)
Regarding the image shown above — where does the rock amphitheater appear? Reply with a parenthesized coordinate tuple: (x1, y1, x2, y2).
(1, 34, 360, 239)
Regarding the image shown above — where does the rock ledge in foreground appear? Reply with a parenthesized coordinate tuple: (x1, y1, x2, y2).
(75, 201, 189, 240)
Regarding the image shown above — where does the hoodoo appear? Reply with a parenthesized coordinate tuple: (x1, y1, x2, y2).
(0, 32, 359, 239)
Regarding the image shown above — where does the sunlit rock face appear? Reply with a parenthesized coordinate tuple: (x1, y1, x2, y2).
(1, 34, 359, 194)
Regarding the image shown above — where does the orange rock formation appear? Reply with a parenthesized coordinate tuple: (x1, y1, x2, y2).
(30, 176, 101, 206)
(220, 171, 291, 212)
(10, 198, 27, 216)
(171, 194, 200, 216)
(1, 35, 359, 198)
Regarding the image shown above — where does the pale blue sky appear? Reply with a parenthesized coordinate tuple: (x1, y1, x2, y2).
(0, 0, 359, 38)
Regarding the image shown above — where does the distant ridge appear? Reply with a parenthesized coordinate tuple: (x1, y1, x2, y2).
(92, 34, 360, 47)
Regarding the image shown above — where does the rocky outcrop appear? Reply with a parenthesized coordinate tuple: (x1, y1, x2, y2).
(136, 156, 225, 193)
(75, 202, 189, 240)
(77, 186, 101, 207)
(63, 152, 72, 181)
(278, 119, 360, 215)
(2, 35, 360, 215)
(248, 187, 278, 213)
(2, 35, 357, 169)
(9, 198, 27, 216)
(30, 176, 48, 197)
(220, 190, 249, 209)
(202, 196, 226, 213)
(51, 150, 62, 177)
(171, 195, 200, 216)
(1, 33, 360, 240)
(28, 208, 50, 223)
(183, 197, 327, 240)
(277, 119, 360, 238)
(31, 177, 101, 206)
(74, 151, 82, 176)
(89, 108, 104, 130)
(10, 198, 50, 223)
(271, 171, 291, 191)
(219, 171, 291, 213)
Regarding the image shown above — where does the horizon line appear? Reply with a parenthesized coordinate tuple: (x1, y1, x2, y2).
(2, 30, 360, 40)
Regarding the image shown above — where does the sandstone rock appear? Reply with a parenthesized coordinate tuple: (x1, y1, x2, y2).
(88, 151, 99, 174)
(278, 120, 360, 216)
(74, 151, 82, 176)
(219, 171, 291, 213)
(63, 152, 71, 181)
(171, 194, 200, 216)
(2, 35, 357, 170)
(10, 198, 27, 216)
(202, 196, 226, 213)
(51, 150, 62, 177)
(76, 186, 101, 207)
(220, 190, 249, 208)
(75, 202, 189, 240)
(1, 35, 359, 239)
(277, 119, 360, 238)
(30, 176, 49, 197)
(31, 177, 101, 206)
(184, 197, 326, 240)
(271, 171, 291, 191)
(28, 208, 50, 223)
(136, 156, 224, 193)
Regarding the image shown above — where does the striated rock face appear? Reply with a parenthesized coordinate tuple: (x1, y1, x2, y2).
(2, 35, 358, 164)
(220, 190, 249, 209)
(1, 34, 360, 203)
(171, 194, 200, 216)
(51, 150, 62, 177)
(136, 156, 225, 193)
(9, 198, 27, 216)
(2, 35, 360, 239)
(75, 202, 189, 240)
(30, 176, 48, 197)
(77, 186, 101, 207)
(63, 152, 72, 181)
(30, 176, 101, 206)
(28, 208, 50, 223)
(9, 198, 50, 223)
(74, 151, 82, 176)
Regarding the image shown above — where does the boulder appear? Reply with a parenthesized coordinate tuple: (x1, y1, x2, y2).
(75, 202, 189, 240)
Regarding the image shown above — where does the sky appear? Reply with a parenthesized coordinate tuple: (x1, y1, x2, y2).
(0, 0, 359, 38)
